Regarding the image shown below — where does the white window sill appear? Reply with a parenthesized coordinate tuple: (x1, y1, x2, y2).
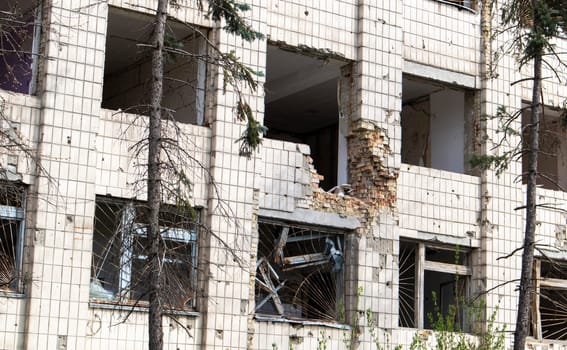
(254, 314, 350, 330)
(89, 300, 199, 317)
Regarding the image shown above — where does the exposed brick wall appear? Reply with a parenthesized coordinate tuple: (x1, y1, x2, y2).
(347, 120, 398, 209)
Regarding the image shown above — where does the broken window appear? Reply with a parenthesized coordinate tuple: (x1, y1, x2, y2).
(531, 259, 567, 340)
(401, 75, 476, 174)
(0, 182, 26, 292)
(264, 44, 352, 190)
(398, 241, 471, 329)
(0, 0, 42, 94)
(102, 7, 207, 125)
(521, 106, 567, 191)
(90, 196, 199, 309)
(437, 0, 476, 10)
(255, 220, 344, 322)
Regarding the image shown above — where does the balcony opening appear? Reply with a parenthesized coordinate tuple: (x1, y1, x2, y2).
(402, 75, 476, 174)
(102, 7, 207, 125)
(522, 105, 567, 191)
(264, 44, 351, 190)
(0, 0, 42, 94)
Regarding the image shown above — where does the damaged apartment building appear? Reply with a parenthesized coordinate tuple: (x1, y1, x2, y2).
(2, 0, 567, 349)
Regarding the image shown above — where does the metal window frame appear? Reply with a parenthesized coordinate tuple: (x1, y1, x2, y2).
(28, 1, 43, 95)
(533, 259, 567, 341)
(434, 0, 477, 12)
(93, 196, 199, 308)
(0, 187, 26, 292)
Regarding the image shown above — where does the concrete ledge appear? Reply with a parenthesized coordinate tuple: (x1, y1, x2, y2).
(535, 247, 567, 261)
(400, 228, 481, 248)
(404, 61, 478, 89)
(89, 301, 200, 317)
(259, 208, 360, 230)
(0, 291, 26, 299)
(254, 315, 350, 329)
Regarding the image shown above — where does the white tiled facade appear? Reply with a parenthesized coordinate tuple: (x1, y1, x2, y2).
(1, 0, 567, 349)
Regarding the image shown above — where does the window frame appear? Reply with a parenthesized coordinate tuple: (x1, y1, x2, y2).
(434, 0, 476, 11)
(0, 182, 26, 294)
(90, 196, 199, 310)
(398, 241, 472, 329)
(0, 0, 43, 95)
(532, 258, 567, 341)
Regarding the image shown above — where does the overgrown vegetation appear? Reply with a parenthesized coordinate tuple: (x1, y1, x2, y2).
(340, 285, 363, 350)
(409, 297, 505, 350)
(337, 283, 505, 350)
(365, 309, 402, 350)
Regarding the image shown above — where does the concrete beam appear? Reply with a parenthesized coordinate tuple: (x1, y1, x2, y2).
(259, 208, 360, 230)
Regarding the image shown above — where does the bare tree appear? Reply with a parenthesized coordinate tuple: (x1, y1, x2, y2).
(499, 2, 567, 348)
(477, 1, 567, 348)
(513, 4, 542, 346)
(140, 1, 263, 348)
(146, 1, 168, 347)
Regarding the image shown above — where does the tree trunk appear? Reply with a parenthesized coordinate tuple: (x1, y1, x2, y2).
(513, 2, 542, 349)
(148, 0, 168, 349)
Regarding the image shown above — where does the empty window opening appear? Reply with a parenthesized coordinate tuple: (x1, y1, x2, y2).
(532, 259, 567, 341)
(102, 7, 207, 125)
(0, 182, 26, 292)
(0, 0, 42, 94)
(264, 45, 352, 190)
(255, 220, 344, 322)
(90, 196, 199, 309)
(522, 105, 567, 191)
(402, 75, 476, 174)
(398, 241, 471, 329)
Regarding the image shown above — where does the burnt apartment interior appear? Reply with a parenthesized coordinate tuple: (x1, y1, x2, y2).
(255, 221, 344, 322)
(0, 0, 40, 94)
(402, 75, 475, 175)
(522, 105, 567, 191)
(264, 45, 349, 190)
(102, 7, 207, 124)
(398, 241, 470, 330)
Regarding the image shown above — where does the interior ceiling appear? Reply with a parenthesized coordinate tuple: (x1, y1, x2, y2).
(266, 79, 338, 134)
(265, 45, 345, 134)
(402, 77, 445, 103)
(105, 7, 195, 76)
(105, 8, 152, 75)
